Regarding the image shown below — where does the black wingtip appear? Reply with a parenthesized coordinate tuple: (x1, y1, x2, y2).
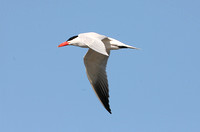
(103, 99, 112, 114)
(118, 46, 128, 48)
(106, 107, 112, 114)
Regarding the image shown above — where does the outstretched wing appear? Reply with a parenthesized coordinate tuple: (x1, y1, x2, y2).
(84, 49, 111, 114)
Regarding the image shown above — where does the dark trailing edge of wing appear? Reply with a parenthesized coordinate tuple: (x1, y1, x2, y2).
(93, 77, 112, 114)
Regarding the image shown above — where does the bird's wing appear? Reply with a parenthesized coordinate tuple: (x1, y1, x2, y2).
(80, 32, 107, 40)
(79, 33, 109, 56)
(84, 49, 111, 114)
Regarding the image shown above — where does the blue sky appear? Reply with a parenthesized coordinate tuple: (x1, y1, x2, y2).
(1, 0, 200, 131)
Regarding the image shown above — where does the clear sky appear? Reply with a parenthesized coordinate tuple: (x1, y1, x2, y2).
(1, 0, 200, 131)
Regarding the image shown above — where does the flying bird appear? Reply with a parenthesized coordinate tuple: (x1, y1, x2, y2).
(58, 32, 138, 114)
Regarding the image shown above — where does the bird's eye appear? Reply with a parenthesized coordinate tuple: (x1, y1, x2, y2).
(67, 35, 78, 41)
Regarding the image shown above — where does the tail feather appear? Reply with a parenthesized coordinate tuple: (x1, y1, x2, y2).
(108, 37, 139, 50)
(127, 46, 140, 50)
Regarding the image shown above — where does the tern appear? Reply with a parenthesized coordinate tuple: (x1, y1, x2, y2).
(58, 32, 138, 114)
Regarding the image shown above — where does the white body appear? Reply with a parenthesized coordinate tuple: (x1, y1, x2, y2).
(68, 32, 138, 56)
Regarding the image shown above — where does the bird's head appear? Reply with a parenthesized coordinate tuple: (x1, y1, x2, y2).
(58, 35, 78, 47)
